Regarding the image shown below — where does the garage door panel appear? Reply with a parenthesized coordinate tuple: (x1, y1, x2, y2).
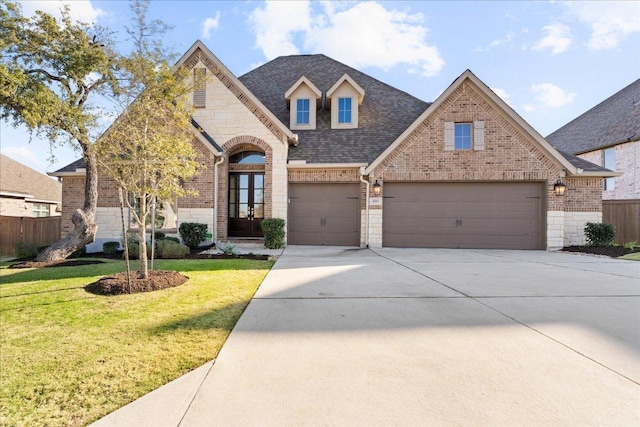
(383, 182, 545, 250)
(288, 183, 360, 246)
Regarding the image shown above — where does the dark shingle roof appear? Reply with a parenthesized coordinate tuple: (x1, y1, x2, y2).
(53, 158, 86, 174)
(557, 150, 612, 173)
(238, 54, 429, 164)
(546, 79, 640, 154)
(0, 154, 62, 201)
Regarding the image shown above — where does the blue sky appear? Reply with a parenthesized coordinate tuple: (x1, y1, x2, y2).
(2, 0, 639, 176)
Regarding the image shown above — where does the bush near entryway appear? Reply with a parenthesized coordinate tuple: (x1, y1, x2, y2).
(179, 222, 208, 248)
(261, 218, 285, 249)
(156, 240, 189, 258)
(584, 222, 615, 246)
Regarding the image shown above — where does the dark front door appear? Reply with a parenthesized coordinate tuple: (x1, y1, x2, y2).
(228, 172, 264, 237)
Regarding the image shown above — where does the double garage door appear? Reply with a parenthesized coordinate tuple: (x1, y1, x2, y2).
(288, 183, 361, 246)
(383, 182, 545, 250)
(287, 182, 545, 249)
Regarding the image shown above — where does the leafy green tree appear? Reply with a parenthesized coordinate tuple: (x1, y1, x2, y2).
(0, 0, 120, 261)
(95, 0, 202, 279)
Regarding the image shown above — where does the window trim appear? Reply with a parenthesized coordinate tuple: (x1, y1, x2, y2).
(32, 203, 50, 217)
(454, 122, 472, 150)
(603, 147, 616, 191)
(338, 97, 352, 124)
(296, 98, 310, 125)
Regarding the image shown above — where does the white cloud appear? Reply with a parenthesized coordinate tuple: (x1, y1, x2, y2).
(475, 32, 516, 52)
(490, 88, 510, 103)
(201, 12, 221, 40)
(1, 146, 45, 169)
(249, 1, 444, 77)
(249, 1, 311, 58)
(565, 1, 640, 50)
(532, 24, 572, 54)
(18, 0, 104, 24)
(530, 83, 576, 108)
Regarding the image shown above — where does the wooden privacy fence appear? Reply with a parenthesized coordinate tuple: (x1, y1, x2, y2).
(0, 216, 61, 255)
(602, 199, 640, 245)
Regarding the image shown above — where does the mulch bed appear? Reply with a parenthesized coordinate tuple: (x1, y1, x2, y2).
(85, 270, 189, 296)
(562, 246, 640, 258)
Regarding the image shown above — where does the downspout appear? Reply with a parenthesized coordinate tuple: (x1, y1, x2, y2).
(213, 155, 225, 245)
(359, 167, 370, 248)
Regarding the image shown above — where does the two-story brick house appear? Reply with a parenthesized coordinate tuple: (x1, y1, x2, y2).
(52, 40, 615, 252)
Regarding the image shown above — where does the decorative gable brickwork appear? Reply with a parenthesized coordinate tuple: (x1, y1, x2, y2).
(182, 48, 287, 144)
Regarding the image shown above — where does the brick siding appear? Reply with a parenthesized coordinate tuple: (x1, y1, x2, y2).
(578, 141, 639, 200)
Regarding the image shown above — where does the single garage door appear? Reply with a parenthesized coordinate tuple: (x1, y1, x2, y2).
(383, 182, 545, 249)
(288, 183, 360, 246)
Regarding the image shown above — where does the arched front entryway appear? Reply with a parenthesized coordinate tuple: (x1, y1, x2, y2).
(227, 149, 266, 238)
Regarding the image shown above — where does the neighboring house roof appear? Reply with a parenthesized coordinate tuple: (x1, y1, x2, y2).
(238, 54, 429, 164)
(546, 78, 640, 155)
(558, 150, 613, 173)
(0, 154, 62, 203)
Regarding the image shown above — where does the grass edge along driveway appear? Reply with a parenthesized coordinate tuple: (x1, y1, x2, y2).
(0, 258, 273, 427)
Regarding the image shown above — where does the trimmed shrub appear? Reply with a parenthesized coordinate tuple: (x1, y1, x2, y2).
(261, 218, 285, 249)
(103, 241, 120, 255)
(158, 236, 180, 244)
(15, 242, 38, 259)
(69, 246, 87, 259)
(179, 222, 208, 248)
(154, 231, 166, 240)
(157, 240, 189, 259)
(584, 222, 615, 246)
(124, 242, 151, 259)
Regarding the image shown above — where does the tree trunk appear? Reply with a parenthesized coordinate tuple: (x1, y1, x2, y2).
(138, 196, 149, 279)
(35, 151, 99, 262)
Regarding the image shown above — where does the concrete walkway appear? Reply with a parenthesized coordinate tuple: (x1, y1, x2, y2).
(93, 247, 640, 426)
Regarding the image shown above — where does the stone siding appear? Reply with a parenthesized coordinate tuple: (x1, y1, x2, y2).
(564, 211, 603, 247)
(0, 197, 28, 217)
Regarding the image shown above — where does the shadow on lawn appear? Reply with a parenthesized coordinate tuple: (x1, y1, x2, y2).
(151, 300, 251, 333)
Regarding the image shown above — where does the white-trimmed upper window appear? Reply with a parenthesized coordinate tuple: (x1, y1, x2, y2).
(327, 73, 365, 129)
(296, 99, 310, 125)
(604, 147, 615, 191)
(454, 123, 472, 150)
(193, 68, 206, 108)
(285, 77, 321, 130)
(338, 97, 352, 124)
(444, 121, 485, 151)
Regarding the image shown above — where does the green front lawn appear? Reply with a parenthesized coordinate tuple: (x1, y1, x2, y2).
(619, 252, 640, 261)
(0, 258, 273, 427)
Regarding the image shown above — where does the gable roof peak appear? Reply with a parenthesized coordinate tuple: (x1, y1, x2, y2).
(284, 76, 322, 99)
(327, 73, 365, 104)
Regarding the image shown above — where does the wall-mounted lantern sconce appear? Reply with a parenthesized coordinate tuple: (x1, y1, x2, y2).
(553, 179, 566, 196)
(373, 180, 382, 196)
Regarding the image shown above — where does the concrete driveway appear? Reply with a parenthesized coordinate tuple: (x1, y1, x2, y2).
(95, 247, 640, 426)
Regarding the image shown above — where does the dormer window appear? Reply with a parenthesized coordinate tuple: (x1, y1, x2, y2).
(296, 99, 310, 125)
(327, 73, 364, 129)
(285, 76, 321, 130)
(338, 98, 352, 124)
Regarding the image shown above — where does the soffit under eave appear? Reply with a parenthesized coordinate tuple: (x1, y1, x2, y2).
(177, 41, 296, 146)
